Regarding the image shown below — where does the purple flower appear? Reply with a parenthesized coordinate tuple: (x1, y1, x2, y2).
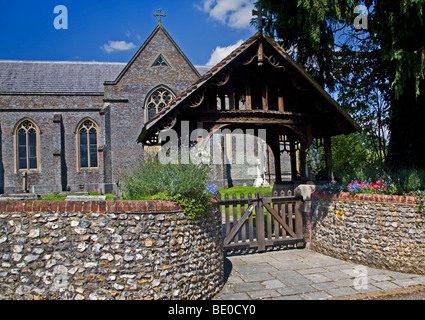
(205, 184, 218, 196)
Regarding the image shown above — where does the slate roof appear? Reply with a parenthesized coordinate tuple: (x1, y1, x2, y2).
(0, 60, 126, 93)
(0, 60, 210, 93)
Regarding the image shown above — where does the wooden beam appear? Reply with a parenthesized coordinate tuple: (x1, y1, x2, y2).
(306, 124, 313, 148)
(245, 83, 252, 110)
(299, 148, 308, 180)
(195, 116, 306, 125)
(258, 41, 264, 67)
(262, 78, 268, 111)
(220, 94, 225, 110)
(229, 91, 235, 110)
(256, 197, 266, 252)
(268, 133, 282, 184)
(278, 88, 285, 112)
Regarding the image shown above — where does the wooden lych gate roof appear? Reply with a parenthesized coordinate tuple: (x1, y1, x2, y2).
(138, 31, 360, 146)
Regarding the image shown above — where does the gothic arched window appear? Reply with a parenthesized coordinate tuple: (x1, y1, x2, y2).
(16, 120, 39, 171)
(77, 120, 98, 169)
(146, 88, 174, 121)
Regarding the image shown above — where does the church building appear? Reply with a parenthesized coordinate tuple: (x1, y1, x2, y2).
(0, 10, 359, 195)
(0, 18, 207, 194)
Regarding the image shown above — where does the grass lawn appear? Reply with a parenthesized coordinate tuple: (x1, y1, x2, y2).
(216, 185, 275, 221)
(216, 185, 273, 199)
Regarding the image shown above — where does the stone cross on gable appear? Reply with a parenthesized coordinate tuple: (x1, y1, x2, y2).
(154, 9, 166, 24)
(252, 4, 267, 33)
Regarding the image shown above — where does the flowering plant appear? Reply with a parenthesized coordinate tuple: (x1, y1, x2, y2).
(205, 184, 218, 197)
(347, 179, 388, 194)
(326, 177, 396, 195)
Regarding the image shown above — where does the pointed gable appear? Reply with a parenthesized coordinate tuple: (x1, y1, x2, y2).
(104, 24, 200, 92)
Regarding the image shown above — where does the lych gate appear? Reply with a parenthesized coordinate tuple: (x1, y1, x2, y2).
(138, 30, 359, 183)
(138, 28, 360, 251)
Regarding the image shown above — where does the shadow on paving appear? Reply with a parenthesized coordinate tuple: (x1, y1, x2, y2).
(214, 247, 425, 301)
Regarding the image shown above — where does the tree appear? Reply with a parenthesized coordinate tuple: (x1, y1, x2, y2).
(259, 0, 425, 170)
(260, 0, 355, 89)
(331, 133, 377, 173)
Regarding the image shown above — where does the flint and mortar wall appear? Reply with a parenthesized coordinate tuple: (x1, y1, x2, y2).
(0, 200, 224, 300)
(308, 192, 425, 275)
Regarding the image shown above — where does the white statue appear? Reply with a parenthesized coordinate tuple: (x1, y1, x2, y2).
(262, 166, 270, 187)
(253, 156, 269, 188)
(253, 159, 264, 188)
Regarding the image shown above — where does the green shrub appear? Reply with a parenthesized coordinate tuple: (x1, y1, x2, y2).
(390, 168, 424, 194)
(122, 155, 215, 220)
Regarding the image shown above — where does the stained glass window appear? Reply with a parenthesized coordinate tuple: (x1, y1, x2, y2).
(78, 120, 98, 168)
(146, 88, 174, 121)
(16, 120, 38, 170)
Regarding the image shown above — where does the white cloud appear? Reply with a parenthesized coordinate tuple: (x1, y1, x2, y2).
(101, 40, 136, 53)
(198, 0, 255, 29)
(207, 39, 244, 66)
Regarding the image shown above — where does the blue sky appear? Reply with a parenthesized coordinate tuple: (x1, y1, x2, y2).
(0, 0, 257, 66)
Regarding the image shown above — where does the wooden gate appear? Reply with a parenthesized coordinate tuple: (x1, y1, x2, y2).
(218, 191, 305, 252)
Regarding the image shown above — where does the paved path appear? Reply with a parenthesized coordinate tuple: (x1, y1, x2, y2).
(213, 248, 425, 300)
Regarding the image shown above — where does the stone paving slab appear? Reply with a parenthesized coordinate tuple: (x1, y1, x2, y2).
(213, 248, 425, 300)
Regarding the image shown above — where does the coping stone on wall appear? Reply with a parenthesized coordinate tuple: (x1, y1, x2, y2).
(66, 195, 107, 201)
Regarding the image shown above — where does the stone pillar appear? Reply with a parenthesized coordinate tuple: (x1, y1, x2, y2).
(0, 122, 4, 194)
(102, 104, 113, 193)
(53, 113, 64, 192)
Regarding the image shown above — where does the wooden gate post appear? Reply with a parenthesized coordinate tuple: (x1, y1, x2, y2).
(256, 192, 266, 252)
(295, 200, 303, 239)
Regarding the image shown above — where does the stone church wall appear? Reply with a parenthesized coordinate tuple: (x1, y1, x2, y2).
(0, 26, 201, 195)
(0, 94, 107, 194)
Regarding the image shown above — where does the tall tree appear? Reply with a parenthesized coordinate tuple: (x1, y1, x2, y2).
(259, 0, 425, 170)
